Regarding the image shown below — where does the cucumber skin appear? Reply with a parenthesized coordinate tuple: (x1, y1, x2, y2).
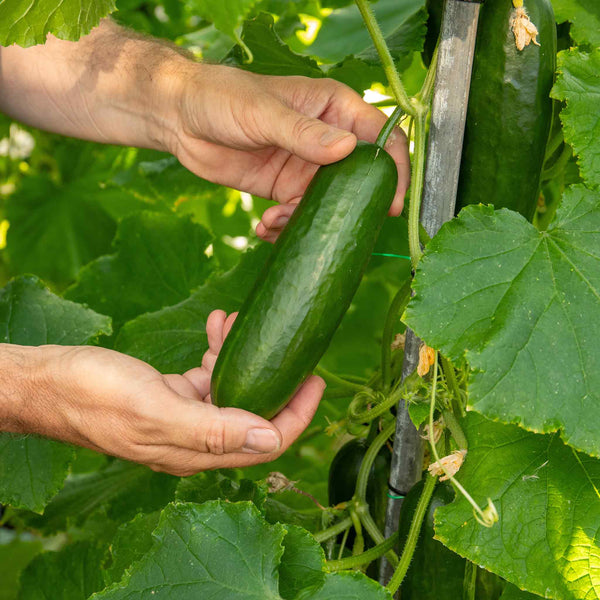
(211, 142, 397, 419)
(398, 480, 504, 599)
(456, 0, 556, 221)
(328, 438, 391, 546)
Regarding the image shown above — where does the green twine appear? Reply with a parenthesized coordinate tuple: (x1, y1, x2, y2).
(371, 252, 411, 260)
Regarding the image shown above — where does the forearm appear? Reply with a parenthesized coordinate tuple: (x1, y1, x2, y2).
(0, 19, 192, 151)
(0, 344, 40, 433)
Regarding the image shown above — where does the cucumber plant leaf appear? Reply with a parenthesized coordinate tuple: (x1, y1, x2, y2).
(19, 541, 106, 600)
(5, 174, 117, 288)
(92, 501, 390, 600)
(66, 212, 214, 331)
(435, 413, 600, 600)
(406, 185, 600, 457)
(551, 0, 600, 47)
(19, 460, 177, 536)
(0, 0, 116, 46)
(226, 13, 324, 78)
(552, 49, 600, 189)
(116, 243, 271, 373)
(0, 276, 111, 512)
(306, 0, 424, 64)
(186, 0, 259, 57)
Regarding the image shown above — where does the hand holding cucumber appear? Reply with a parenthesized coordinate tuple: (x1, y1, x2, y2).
(0, 315, 324, 476)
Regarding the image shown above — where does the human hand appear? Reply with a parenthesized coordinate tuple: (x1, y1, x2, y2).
(168, 67, 409, 239)
(1, 318, 324, 476)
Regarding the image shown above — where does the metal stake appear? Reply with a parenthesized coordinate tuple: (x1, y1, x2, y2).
(380, 0, 482, 588)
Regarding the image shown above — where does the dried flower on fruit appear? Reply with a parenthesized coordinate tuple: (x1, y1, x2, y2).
(511, 6, 540, 51)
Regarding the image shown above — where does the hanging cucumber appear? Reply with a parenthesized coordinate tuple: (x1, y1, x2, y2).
(456, 0, 556, 221)
(422, 0, 444, 68)
(328, 436, 391, 545)
(398, 479, 504, 599)
(211, 116, 399, 419)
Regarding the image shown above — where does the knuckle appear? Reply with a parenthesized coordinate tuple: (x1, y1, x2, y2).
(203, 419, 229, 455)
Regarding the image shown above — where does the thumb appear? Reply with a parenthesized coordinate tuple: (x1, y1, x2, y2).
(174, 402, 283, 455)
(270, 102, 357, 164)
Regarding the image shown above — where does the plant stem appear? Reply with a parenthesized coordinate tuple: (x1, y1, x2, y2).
(354, 0, 415, 116)
(355, 420, 396, 502)
(326, 533, 399, 572)
(337, 527, 350, 560)
(376, 106, 403, 148)
(349, 390, 397, 423)
(314, 516, 353, 543)
(428, 356, 497, 528)
(358, 507, 399, 567)
(408, 112, 428, 269)
(315, 365, 369, 393)
(441, 409, 468, 451)
(381, 279, 412, 391)
(386, 473, 437, 594)
(440, 355, 464, 416)
(418, 42, 439, 105)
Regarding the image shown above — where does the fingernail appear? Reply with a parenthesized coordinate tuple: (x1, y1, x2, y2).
(274, 216, 288, 228)
(243, 428, 280, 454)
(320, 129, 352, 147)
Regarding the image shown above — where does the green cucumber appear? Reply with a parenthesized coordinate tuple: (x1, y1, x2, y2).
(456, 0, 557, 221)
(328, 437, 391, 547)
(398, 479, 504, 599)
(211, 142, 397, 419)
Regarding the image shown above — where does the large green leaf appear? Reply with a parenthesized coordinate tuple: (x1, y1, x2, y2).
(21, 460, 177, 535)
(5, 175, 117, 287)
(435, 413, 600, 600)
(187, 0, 259, 49)
(115, 243, 271, 373)
(65, 212, 214, 330)
(0, 276, 111, 512)
(551, 0, 600, 46)
(307, 0, 425, 64)
(226, 13, 324, 77)
(406, 186, 600, 456)
(0, 0, 116, 46)
(92, 501, 390, 599)
(552, 49, 600, 189)
(18, 542, 106, 600)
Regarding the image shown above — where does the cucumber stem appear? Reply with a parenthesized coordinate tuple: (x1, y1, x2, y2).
(408, 112, 428, 268)
(386, 474, 437, 594)
(325, 532, 399, 572)
(418, 42, 439, 106)
(355, 420, 396, 502)
(314, 516, 354, 543)
(357, 505, 399, 567)
(441, 409, 468, 451)
(381, 279, 412, 391)
(354, 0, 415, 116)
(440, 354, 465, 417)
(315, 365, 370, 393)
(376, 106, 403, 149)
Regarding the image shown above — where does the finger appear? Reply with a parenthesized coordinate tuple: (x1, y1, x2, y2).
(268, 101, 357, 166)
(158, 397, 283, 456)
(206, 309, 227, 353)
(256, 203, 298, 242)
(181, 366, 212, 399)
(223, 312, 238, 339)
(270, 375, 325, 451)
(162, 374, 203, 401)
